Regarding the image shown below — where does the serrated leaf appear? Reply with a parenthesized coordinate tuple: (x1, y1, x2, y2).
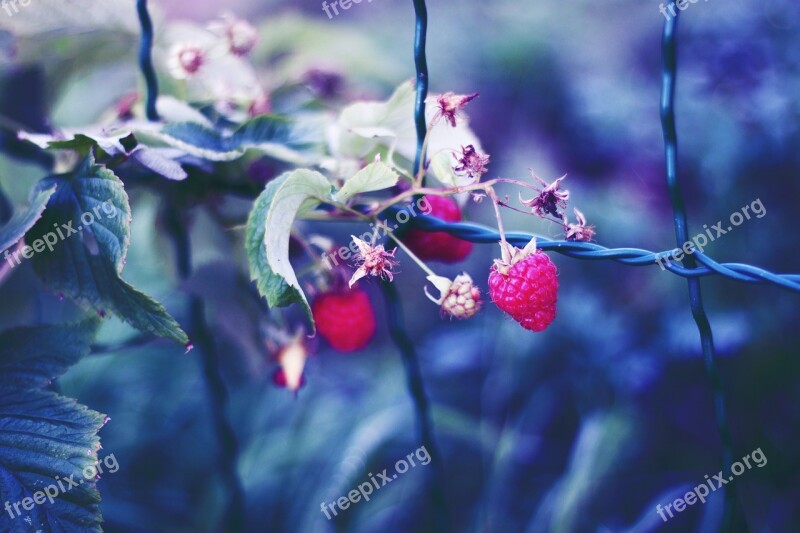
(19, 129, 190, 182)
(19, 130, 131, 157)
(147, 114, 324, 164)
(0, 318, 106, 533)
(0, 185, 56, 253)
(335, 158, 399, 202)
(245, 177, 293, 308)
(26, 155, 188, 345)
(154, 122, 243, 162)
(246, 170, 331, 328)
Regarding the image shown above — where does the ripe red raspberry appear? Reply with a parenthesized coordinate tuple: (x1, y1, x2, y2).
(488, 239, 558, 332)
(404, 195, 472, 263)
(312, 287, 376, 352)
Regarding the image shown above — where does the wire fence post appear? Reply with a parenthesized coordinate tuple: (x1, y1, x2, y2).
(412, 0, 429, 181)
(136, 0, 160, 121)
(660, 11, 735, 530)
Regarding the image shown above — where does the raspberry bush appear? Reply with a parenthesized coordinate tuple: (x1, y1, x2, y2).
(1, 1, 798, 532)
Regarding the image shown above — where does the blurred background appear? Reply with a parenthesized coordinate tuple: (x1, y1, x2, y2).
(1, 0, 800, 531)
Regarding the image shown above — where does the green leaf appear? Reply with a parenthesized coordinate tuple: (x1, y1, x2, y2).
(335, 158, 399, 203)
(147, 114, 324, 164)
(0, 318, 106, 533)
(246, 170, 331, 328)
(154, 122, 243, 162)
(19, 130, 131, 158)
(0, 185, 56, 253)
(336, 81, 416, 159)
(26, 155, 188, 345)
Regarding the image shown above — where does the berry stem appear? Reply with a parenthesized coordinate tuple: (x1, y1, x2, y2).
(486, 185, 508, 249)
(164, 203, 246, 533)
(382, 222, 438, 279)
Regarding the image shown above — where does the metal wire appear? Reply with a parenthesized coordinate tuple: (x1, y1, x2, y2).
(136, 0, 159, 121)
(411, 0, 429, 179)
(661, 12, 734, 529)
(391, 212, 800, 292)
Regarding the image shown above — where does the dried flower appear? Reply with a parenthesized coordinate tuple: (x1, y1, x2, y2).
(430, 92, 478, 127)
(167, 44, 206, 79)
(210, 14, 259, 56)
(424, 273, 482, 319)
(349, 236, 398, 287)
(519, 174, 570, 218)
(564, 208, 596, 242)
(453, 145, 490, 182)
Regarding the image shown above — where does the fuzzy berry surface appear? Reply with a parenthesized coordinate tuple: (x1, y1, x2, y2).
(488, 251, 558, 332)
(312, 287, 376, 352)
(404, 195, 472, 263)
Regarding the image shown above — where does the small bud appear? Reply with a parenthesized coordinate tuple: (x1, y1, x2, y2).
(210, 14, 259, 56)
(424, 273, 482, 320)
(167, 44, 206, 79)
(274, 332, 307, 393)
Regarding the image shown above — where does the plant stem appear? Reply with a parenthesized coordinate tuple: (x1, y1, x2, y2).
(486, 186, 507, 248)
(165, 206, 246, 533)
(380, 281, 448, 530)
(384, 225, 437, 278)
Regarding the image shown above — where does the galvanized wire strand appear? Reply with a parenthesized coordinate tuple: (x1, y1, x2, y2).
(385, 211, 800, 292)
(412, 0, 429, 179)
(661, 12, 734, 530)
(136, 0, 159, 121)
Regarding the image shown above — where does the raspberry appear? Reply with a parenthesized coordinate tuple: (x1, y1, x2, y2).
(441, 274, 482, 319)
(404, 195, 472, 263)
(312, 287, 376, 352)
(488, 239, 558, 332)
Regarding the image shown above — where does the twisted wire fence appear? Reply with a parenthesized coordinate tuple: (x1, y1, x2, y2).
(131, 1, 800, 530)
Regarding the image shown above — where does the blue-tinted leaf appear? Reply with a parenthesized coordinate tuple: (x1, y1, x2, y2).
(0, 319, 106, 533)
(0, 184, 56, 253)
(246, 169, 331, 329)
(27, 155, 187, 345)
